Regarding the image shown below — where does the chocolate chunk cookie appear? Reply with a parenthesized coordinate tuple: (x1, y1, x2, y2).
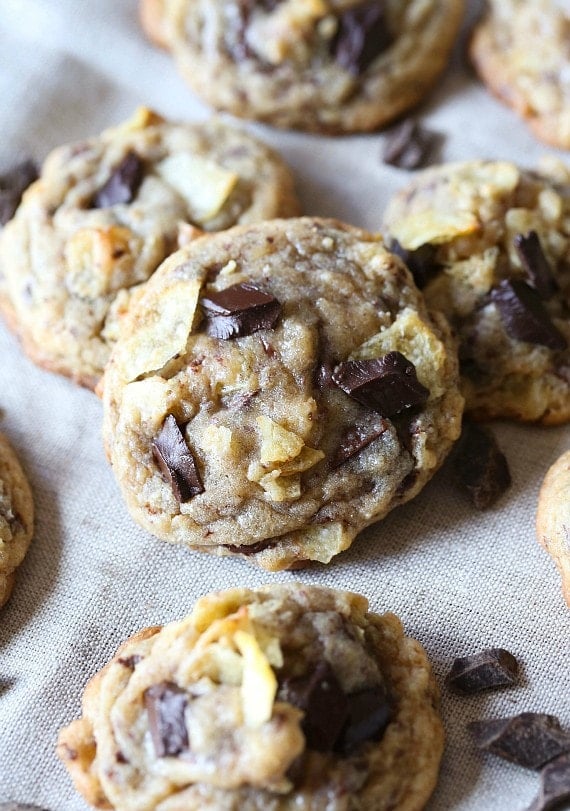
(0, 432, 34, 608)
(142, 0, 464, 134)
(57, 584, 444, 810)
(470, 0, 570, 149)
(537, 449, 570, 607)
(102, 217, 463, 570)
(0, 108, 300, 390)
(383, 160, 570, 423)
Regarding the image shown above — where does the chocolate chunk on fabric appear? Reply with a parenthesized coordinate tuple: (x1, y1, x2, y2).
(470, 713, 570, 770)
(152, 415, 204, 502)
(390, 240, 439, 289)
(330, 417, 388, 469)
(491, 280, 567, 350)
(527, 753, 570, 811)
(454, 422, 511, 510)
(0, 159, 39, 225)
(383, 120, 440, 171)
(332, 0, 393, 75)
(144, 682, 189, 758)
(201, 282, 281, 339)
(514, 231, 558, 300)
(336, 685, 391, 755)
(279, 661, 348, 752)
(447, 648, 518, 693)
(92, 151, 144, 208)
(332, 351, 429, 416)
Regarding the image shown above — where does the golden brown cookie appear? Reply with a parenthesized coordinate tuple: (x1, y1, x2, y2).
(0, 432, 34, 608)
(536, 450, 570, 607)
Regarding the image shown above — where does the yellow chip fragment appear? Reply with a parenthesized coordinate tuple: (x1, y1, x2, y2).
(258, 416, 305, 464)
(390, 210, 479, 251)
(105, 106, 164, 137)
(156, 152, 239, 224)
(234, 630, 277, 728)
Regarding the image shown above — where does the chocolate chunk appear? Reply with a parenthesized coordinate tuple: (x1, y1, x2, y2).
(224, 537, 275, 556)
(117, 655, 143, 670)
(514, 231, 558, 300)
(447, 648, 518, 693)
(92, 151, 144, 208)
(383, 120, 441, 171)
(491, 280, 567, 350)
(279, 661, 348, 752)
(454, 422, 511, 510)
(330, 417, 388, 469)
(144, 681, 189, 757)
(390, 239, 440, 289)
(201, 282, 281, 339)
(0, 159, 39, 225)
(470, 713, 570, 770)
(527, 753, 570, 811)
(336, 685, 391, 755)
(152, 415, 204, 502)
(332, 0, 393, 76)
(332, 351, 429, 416)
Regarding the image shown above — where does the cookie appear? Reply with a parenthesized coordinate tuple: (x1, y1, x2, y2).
(0, 432, 34, 608)
(102, 217, 463, 570)
(383, 159, 570, 424)
(0, 107, 300, 390)
(536, 450, 570, 607)
(470, 0, 570, 149)
(142, 0, 464, 134)
(57, 584, 444, 810)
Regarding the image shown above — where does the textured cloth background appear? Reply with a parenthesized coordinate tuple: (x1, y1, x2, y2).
(0, 1, 569, 809)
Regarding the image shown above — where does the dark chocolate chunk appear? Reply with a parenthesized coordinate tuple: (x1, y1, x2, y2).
(224, 537, 275, 556)
(527, 752, 570, 811)
(201, 282, 281, 340)
(383, 120, 441, 171)
(330, 417, 388, 469)
(336, 685, 391, 755)
(390, 239, 440, 289)
(447, 648, 518, 693)
(92, 151, 144, 208)
(117, 655, 143, 670)
(332, 351, 429, 416)
(279, 661, 348, 752)
(144, 681, 189, 758)
(152, 415, 204, 502)
(0, 159, 39, 225)
(514, 231, 558, 300)
(332, 0, 393, 76)
(491, 279, 567, 350)
(454, 422, 511, 510)
(470, 713, 570, 770)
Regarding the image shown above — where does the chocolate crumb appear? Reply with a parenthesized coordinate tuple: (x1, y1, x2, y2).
(144, 681, 189, 758)
(152, 415, 204, 502)
(470, 713, 570, 770)
(0, 159, 39, 225)
(201, 282, 281, 339)
(332, 0, 393, 75)
(454, 421, 511, 509)
(92, 151, 144, 208)
(447, 648, 518, 693)
(390, 240, 440, 289)
(514, 231, 558, 300)
(491, 280, 567, 350)
(383, 120, 441, 171)
(527, 752, 570, 811)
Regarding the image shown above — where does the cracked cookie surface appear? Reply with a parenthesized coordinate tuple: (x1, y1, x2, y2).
(142, 0, 464, 134)
(102, 217, 463, 570)
(537, 450, 570, 607)
(57, 583, 444, 811)
(0, 432, 34, 607)
(0, 108, 299, 390)
(383, 160, 570, 423)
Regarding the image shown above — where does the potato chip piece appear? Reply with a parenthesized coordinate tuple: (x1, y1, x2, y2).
(257, 416, 305, 464)
(192, 590, 254, 633)
(157, 152, 238, 224)
(234, 630, 277, 728)
(390, 210, 479, 251)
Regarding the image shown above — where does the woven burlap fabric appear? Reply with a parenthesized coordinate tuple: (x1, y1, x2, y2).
(0, 1, 569, 809)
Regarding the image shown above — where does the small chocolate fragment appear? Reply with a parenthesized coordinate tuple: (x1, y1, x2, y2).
(0, 159, 39, 225)
(201, 282, 281, 340)
(279, 661, 348, 752)
(383, 120, 440, 171)
(330, 417, 388, 469)
(332, 0, 393, 76)
(527, 752, 570, 811)
(454, 422, 511, 510)
(514, 231, 558, 300)
(117, 654, 143, 670)
(469, 713, 570, 770)
(336, 685, 391, 755)
(491, 280, 567, 350)
(332, 351, 429, 416)
(144, 681, 189, 758)
(92, 151, 144, 208)
(447, 648, 518, 693)
(224, 537, 275, 556)
(152, 415, 204, 502)
(390, 239, 440, 289)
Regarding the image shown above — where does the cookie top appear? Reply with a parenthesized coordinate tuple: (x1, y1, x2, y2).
(57, 584, 444, 811)
(0, 108, 300, 390)
(146, 0, 464, 134)
(536, 450, 570, 607)
(0, 432, 34, 608)
(102, 217, 463, 571)
(470, 0, 570, 149)
(383, 160, 570, 424)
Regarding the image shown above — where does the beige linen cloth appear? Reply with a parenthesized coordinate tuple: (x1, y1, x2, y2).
(0, 1, 569, 809)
